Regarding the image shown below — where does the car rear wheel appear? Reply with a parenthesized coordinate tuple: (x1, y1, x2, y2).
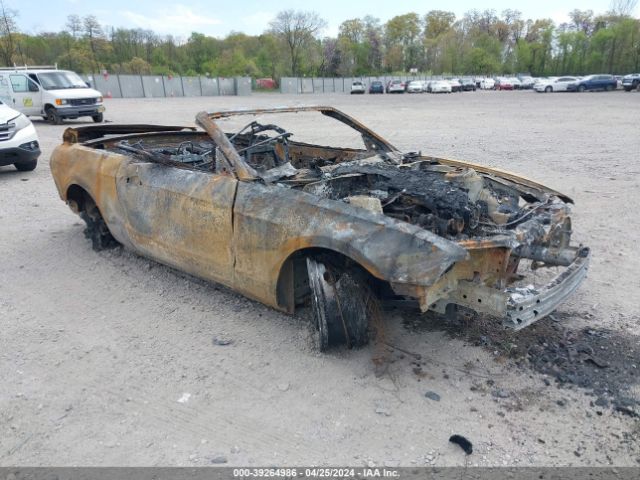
(14, 159, 37, 171)
(306, 257, 372, 352)
(545, 86, 552, 93)
(578, 85, 586, 92)
(80, 197, 118, 251)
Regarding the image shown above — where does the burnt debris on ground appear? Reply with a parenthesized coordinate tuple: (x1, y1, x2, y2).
(402, 310, 640, 417)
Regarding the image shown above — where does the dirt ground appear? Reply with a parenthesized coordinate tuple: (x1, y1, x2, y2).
(1, 90, 639, 467)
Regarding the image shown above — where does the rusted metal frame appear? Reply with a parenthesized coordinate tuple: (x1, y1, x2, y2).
(63, 125, 196, 144)
(205, 106, 399, 154)
(195, 111, 257, 181)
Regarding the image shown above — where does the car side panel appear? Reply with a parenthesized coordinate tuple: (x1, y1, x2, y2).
(231, 181, 468, 311)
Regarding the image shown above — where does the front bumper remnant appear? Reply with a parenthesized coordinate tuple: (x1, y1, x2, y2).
(505, 247, 590, 329)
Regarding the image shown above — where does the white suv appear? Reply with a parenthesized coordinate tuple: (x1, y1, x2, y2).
(0, 100, 40, 171)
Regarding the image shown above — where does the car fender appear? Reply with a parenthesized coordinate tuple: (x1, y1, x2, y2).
(231, 181, 469, 310)
(50, 143, 133, 249)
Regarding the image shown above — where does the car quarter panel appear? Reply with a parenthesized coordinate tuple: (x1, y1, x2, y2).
(231, 181, 469, 311)
(50, 144, 131, 247)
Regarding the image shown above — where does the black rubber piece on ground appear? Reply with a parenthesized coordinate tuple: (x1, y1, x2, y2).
(449, 434, 473, 455)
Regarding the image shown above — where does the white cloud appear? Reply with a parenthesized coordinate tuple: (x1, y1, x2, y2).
(549, 11, 571, 26)
(242, 12, 274, 29)
(122, 4, 221, 37)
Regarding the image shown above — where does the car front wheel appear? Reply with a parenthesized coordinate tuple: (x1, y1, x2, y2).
(92, 113, 104, 122)
(14, 159, 37, 171)
(306, 257, 372, 352)
(46, 106, 62, 125)
(545, 86, 552, 93)
(578, 85, 586, 92)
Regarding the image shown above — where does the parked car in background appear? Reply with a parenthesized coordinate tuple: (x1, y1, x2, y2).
(567, 74, 617, 92)
(350, 81, 366, 94)
(386, 80, 405, 93)
(0, 66, 105, 124)
(622, 73, 640, 91)
(495, 78, 514, 90)
(430, 81, 452, 93)
(518, 76, 535, 89)
(508, 77, 522, 90)
(406, 80, 424, 93)
(460, 78, 476, 91)
(0, 100, 41, 171)
(479, 78, 495, 90)
(448, 79, 462, 92)
(369, 80, 384, 94)
(534, 76, 579, 93)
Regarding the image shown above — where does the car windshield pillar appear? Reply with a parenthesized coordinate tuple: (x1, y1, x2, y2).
(195, 111, 257, 181)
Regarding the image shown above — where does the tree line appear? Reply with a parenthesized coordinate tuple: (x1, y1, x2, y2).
(0, 1, 639, 78)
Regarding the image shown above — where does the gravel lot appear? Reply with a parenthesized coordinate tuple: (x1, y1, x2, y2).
(1, 90, 639, 467)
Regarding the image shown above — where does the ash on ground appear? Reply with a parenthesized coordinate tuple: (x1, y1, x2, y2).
(402, 309, 639, 417)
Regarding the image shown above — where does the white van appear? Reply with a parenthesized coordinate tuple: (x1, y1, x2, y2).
(0, 66, 105, 124)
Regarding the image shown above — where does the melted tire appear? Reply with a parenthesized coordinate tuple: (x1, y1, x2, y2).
(80, 201, 117, 251)
(306, 257, 370, 351)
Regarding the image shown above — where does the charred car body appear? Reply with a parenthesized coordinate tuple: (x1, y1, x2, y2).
(51, 107, 590, 351)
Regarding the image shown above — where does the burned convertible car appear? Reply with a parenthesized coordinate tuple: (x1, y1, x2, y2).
(51, 107, 590, 350)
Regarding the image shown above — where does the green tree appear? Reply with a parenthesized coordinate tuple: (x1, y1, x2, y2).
(269, 10, 327, 76)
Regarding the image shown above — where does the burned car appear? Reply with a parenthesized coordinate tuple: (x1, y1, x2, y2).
(51, 107, 590, 351)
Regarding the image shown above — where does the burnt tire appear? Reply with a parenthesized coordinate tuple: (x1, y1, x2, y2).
(306, 257, 371, 352)
(79, 199, 117, 251)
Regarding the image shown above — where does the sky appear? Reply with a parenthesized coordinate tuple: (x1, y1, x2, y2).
(7, 0, 636, 40)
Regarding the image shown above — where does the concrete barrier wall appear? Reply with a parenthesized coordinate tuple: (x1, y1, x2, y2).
(141, 76, 165, 97)
(280, 77, 299, 94)
(301, 78, 314, 93)
(119, 75, 144, 98)
(84, 74, 456, 98)
(235, 77, 251, 96)
(85, 74, 251, 98)
(182, 77, 202, 97)
(90, 75, 123, 98)
(162, 76, 183, 97)
(201, 77, 220, 96)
